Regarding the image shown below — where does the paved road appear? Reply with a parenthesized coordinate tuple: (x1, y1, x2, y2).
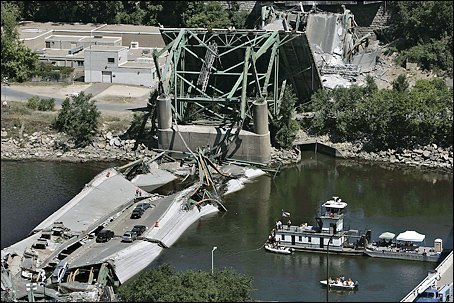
(66, 195, 175, 268)
(1, 84, 147, 113)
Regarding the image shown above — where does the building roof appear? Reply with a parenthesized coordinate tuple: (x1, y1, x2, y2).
(96, 24, 161, 34)
(84, 45, 128, 52)
(81, 36, 122, 43)
(120, 61, 154, 69)
(19, 21, 105, 40)
(39, 48, 85, 59)
(45, 35, 86, 42)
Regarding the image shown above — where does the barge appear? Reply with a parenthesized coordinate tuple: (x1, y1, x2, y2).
(365, 231, 445, 262)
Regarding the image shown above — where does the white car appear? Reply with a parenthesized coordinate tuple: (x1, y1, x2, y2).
(121, 231, 137, 243)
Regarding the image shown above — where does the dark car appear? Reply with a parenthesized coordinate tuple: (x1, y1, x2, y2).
(130, 208, 144, 219)
(51, 260, 69, 284)
(96, 229, 114, 243)
(136, 202, 151, 211)
(132, 225, 147, 236)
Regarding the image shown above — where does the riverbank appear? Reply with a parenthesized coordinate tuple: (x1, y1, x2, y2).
(1, 127, 453, 172)
(295, 131, 453, 172)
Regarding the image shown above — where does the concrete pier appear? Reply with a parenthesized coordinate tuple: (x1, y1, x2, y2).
(158, 125, 271, 163)
(252, 99, 269, 135)
(157, 95, 172, 130)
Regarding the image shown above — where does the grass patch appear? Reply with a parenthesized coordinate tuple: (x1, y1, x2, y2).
(100, 115, 133, 134)
(1, 101, 57, 137)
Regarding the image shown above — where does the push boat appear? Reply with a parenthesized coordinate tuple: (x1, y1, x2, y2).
(320, 277, 358, 290)
(266, 196, 370, 255)
(364, 231, 444, 262)
(264, 243, 293, 255)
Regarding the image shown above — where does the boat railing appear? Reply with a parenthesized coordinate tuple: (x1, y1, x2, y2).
(320, 212, 344, 219)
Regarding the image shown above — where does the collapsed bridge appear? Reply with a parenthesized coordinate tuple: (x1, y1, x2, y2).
(152, 27, 322, 163)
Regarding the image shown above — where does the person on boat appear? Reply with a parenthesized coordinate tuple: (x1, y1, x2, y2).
(340, 275, 345, 282)
(287, 220, 291, 230)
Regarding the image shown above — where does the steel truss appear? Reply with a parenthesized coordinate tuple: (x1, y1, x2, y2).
(153, 28, 321, 125)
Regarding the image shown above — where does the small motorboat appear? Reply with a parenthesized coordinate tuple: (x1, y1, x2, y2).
(264, 243, 293, 255)
(320, 277, 358, 290)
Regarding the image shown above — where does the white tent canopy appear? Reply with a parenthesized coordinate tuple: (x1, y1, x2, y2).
(396, 231, 425, 243)
(379, 232, 395, 240)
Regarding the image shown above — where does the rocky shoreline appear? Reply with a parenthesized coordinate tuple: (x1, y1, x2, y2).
(1, 129, 453, 172)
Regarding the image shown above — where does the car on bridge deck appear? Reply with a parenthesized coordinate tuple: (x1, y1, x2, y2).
(96, 229, 115, 243)
(131, 207, 144, 219)
(132, 225, 147, 236)
(122, 231, 138, 243)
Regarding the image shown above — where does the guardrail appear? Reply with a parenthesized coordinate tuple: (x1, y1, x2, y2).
(401, 250, 453, 302)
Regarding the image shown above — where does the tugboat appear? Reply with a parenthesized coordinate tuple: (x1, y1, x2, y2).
(266, 196, 370, 255)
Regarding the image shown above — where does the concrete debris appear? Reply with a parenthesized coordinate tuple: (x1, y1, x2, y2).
(1, 149, 268, 301)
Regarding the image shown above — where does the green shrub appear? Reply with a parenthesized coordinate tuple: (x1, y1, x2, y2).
(270, 86, 299, 149)
(117, 264, 253, 302)
(310, 77, 453, 150)
(26, 96, 40, 110)
(26, 96, 55, 111)
(52, 92, 100, 147)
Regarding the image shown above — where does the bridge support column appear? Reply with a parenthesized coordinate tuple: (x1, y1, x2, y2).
(157, 95, 172, 130)
(253, 98, 269, 135)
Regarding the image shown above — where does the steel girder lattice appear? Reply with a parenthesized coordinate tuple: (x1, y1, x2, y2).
(153, 28, 321, 125)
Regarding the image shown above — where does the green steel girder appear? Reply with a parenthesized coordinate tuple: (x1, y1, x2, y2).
(155, 28, 321, 124)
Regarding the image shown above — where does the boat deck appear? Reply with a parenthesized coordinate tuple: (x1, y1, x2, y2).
(365, 246, 442, 262)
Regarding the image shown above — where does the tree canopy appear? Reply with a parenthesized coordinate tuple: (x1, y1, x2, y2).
(11, 1, 249, 29)
(116, 264, 254, 302)
(385, 1, 453, 75)
(1, 2, 39, 82)
(309, 76, 453, 150)
(52, 92, 101, 147)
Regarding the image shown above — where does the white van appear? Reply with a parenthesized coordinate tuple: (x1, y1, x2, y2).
(51, 260, 69, 284)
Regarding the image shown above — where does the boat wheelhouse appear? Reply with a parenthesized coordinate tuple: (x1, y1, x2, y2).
(267, 196, 369, 255)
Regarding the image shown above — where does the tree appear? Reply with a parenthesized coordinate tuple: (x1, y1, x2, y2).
(116, 264, 253, 302)
(52, 92, 100, 147)
(184, 2, 231, 28)
(270, 86, 299, 149)
(392, 74, 409, 92)
(385, 1, 453, 75)
(1, 2, 39, 82)
(309, 77, 453, 150)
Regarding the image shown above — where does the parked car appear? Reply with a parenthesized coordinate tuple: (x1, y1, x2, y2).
(96, 229, 114, 243)
(121, 231, 137, 243)
(132, 225, 147, 236)
(51, 260, 69, 284)
(131, 207, 144, 219)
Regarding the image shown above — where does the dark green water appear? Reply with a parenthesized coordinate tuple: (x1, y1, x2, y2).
(1, 153, 452, 301)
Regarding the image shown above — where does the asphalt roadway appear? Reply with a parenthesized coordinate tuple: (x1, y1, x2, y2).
(1, 83, 150, 113)
(66, 194, 176, 269)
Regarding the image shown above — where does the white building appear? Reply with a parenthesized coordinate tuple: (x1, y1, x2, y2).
(18, 22, 165, 87)
(84, 45, 164, 87)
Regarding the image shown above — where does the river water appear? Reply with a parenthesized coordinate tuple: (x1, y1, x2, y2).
(1, 153, 452, 302)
